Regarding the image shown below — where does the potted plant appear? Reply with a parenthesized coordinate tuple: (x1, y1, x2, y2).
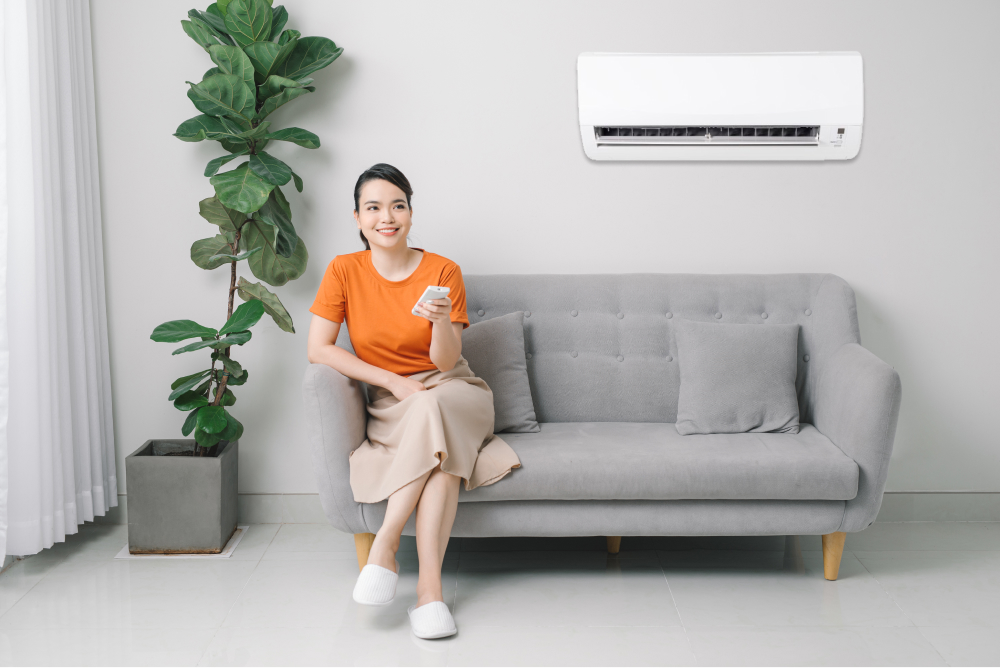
(125, 0, 342, 554)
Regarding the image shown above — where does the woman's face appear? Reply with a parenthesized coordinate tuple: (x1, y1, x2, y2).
(354, 179, 412, 250)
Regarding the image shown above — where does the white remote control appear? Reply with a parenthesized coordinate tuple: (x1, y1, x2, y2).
(412, 285, 450, 316)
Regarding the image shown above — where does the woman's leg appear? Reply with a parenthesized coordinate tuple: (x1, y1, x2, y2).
(367, 469, 433, 571)
(414, 464, 462, 607)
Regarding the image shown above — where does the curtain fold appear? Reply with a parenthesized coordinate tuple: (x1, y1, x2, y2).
(1, 0, 116, 557)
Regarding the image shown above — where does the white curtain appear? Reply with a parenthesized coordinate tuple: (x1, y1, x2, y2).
(0, 0, 116, 557)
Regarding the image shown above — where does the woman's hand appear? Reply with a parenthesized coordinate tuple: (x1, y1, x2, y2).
(416, 296, 463, 372)
(413, 297, 452, 325)
(387, 374, 427, 402)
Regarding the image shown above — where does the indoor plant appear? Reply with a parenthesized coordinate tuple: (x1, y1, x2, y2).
(126, 0, 342, 553)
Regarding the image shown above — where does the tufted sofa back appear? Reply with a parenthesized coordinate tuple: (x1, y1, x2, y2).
(463, 273, 861, 424)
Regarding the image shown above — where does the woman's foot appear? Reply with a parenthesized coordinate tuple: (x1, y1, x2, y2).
(367, 532, 399, 572)
(416, 592, 444, 608)
(408, 601, 457, 639)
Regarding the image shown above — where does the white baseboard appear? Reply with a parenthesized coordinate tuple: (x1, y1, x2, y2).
(91, 492, 1000, 527)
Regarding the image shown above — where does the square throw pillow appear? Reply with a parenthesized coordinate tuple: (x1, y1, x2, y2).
(462, 311, 540, 433)
(674, 319, 800, 435)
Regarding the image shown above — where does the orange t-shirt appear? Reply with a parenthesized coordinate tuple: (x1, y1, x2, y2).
(309, 249, 470, 377)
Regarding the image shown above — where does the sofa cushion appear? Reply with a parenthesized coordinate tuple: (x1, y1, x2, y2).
(462, 311, 540, 433)
(459, 422, 858, 502)
(675, 319, 800, 435)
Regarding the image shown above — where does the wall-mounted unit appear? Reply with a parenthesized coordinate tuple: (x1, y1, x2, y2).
(578, 52, 863, 161)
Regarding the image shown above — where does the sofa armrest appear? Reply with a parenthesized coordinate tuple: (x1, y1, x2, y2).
(813, 343, 902, 532)
(302, 364, 369, 534)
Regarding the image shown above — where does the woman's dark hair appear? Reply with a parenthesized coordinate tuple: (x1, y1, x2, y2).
(354, 163, 413, 250)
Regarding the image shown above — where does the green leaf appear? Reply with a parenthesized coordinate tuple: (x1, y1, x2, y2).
(276, 36, 343, 81)
(194, 427, 223, 448)
(191, 234, 236, 270)
(194, 7, 230, 34)
(199, 196, 246, 234)
(258, 74, 311, 100)
(220, 409, 244, 441)
(197, 405, 228, 434)
(171, 331, 252, 355)
(188, 10, 234, 45)
(214, 387, 237, 407)
(171, 369, 213, 390)
(181, 18, 220, 50)
(204, 149, 248, 177)
(224, 0, 272, 47)
(207, 2, 227, 20)
(253, 86, 311, 122)
(174, 114, 227, 142)
(268, 5, 288, 40)
(208, 246, 263, 263)
(168, 370, 213, 400)
(242, 218, 307, 286)
(194, 377, 213, 396)
(276, 29, 299, 46)
(216, 0, 234, 14)
(237, 277, 295, 333)
(291, 171, 303, 193)
(243, 40, 298, 85)
(175, 391, 210, 411)
(248, 151, 291, 186)
(186, 74, 254, 121)
(256, 187, 296, 257)
(181, 408, 201, 436)
(226, 368, 250, 386)
(220, 299, 266, 335)
(211, 163, 275, 213)
(208, 45, 255, 89)
(263, 127, 320, 149)
(151, 320, 218, 342)
(217, 354, 244, 378)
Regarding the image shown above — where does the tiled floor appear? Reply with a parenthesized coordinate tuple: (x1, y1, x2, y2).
(1, 522, 999, 666)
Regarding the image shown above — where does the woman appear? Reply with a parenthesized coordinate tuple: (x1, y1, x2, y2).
(306, 164, 520, 639)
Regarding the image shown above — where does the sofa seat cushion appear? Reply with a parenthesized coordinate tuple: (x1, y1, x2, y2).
(462, 423, 858, 502)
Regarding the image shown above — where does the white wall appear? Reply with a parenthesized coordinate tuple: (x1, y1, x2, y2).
(90, 0, 1000, 495)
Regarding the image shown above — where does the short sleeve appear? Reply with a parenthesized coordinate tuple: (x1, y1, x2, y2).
(310, 259, 346, 323)
(440, 262, 470, 328)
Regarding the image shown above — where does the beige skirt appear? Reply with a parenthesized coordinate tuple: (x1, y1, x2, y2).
(349, 356, 521, 503)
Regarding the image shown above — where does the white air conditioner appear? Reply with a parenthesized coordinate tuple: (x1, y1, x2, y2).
(578, 52, 863, 161)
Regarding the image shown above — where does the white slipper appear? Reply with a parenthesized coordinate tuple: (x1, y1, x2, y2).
(407, 601, 457, 639)
(352, 559, 399, 606)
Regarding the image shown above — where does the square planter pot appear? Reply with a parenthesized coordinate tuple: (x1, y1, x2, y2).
(125, 439, 238, 554)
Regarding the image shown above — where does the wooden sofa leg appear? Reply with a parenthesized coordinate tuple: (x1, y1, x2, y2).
(607, 536, 621, 554)
(822, 531, 846, 580)
(354, 532, 376, 572)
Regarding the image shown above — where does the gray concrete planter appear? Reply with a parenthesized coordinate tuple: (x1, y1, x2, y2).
(125, 439, 238, 554)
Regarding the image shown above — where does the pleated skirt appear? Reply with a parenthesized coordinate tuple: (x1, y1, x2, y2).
(349, 356, 521, 504)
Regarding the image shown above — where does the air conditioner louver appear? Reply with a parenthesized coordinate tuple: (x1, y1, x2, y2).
(595, 126, 820, 145)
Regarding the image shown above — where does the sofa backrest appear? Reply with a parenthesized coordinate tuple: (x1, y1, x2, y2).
(463, 273, 861, 424)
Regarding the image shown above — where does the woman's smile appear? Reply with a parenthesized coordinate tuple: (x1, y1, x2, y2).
(376, 227, 399, 236)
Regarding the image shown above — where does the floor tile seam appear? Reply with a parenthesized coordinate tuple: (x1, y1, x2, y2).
(910, 626, 958, 668)
(851, 549, 927, 634)
(0, 559, 59, 626)
(204, 526, 281, 666)
(657, 551, 698, 663)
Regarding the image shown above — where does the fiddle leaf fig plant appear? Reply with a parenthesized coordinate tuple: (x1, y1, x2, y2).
(151, 0, 342, 454)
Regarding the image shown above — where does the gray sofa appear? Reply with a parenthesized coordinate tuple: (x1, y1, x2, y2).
(302, 273, 902, 580)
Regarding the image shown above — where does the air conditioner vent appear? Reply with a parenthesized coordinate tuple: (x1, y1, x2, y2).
(595, 126, 820, 145)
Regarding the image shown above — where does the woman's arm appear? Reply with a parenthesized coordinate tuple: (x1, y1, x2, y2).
(306, 315, 426, 399)
(415, 298, 464, 372)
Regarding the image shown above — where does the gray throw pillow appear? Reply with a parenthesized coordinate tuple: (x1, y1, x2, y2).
(462, 311, 540, 433)
(674, 319, 800, 435)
